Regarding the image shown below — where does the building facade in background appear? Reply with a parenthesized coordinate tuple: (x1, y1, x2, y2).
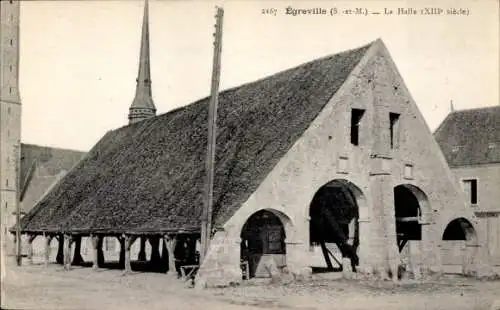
(434, 106, 500, 272)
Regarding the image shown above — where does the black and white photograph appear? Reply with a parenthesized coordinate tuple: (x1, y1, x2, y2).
(1, 0, 499, 309)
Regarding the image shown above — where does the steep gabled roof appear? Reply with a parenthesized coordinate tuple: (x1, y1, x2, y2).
(20, 143, 86, 186)
(434, 106, 500, 167)
(20, 41, 373, 234)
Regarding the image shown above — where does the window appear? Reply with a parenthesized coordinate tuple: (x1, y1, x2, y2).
(350, 109, 365, 146)
(462, 179, 478, 205)
(9, 65, 13, 72)
(389, 113, 400, 149)
(404, 164, 413, 179)
(10, 39, 13, 46)
(6, 179, 8, 187)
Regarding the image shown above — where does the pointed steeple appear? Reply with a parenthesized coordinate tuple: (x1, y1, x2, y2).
(128, 0, 156, 124)
(450, 100, 455, 113)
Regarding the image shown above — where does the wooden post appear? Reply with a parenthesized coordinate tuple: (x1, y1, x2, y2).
(56, 234, 64, 264)
(149, 236, 161, 269)
(164, 235, 177, 276)
(97, 236, 104, 267)
(27, 234, 36, 265)
(91, 234, 99, 270)
(159, 237, 168, 273)
(123, 235, 137, 274)
(71, 236, 84, 266)
(200, 6, 224, 264)
(44, 234, 52, 267)
(63, 234, 73, 270)
(138, 237, 147, 261)
(118, 236, 125, 269)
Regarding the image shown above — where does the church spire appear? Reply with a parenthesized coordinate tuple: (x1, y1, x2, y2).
(128, 0, 156, 124)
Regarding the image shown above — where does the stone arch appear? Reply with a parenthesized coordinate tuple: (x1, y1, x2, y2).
(308, 179, 366, 273)
(442, 218, 477, 242)
(393, 184, 431, 252)
(240, 208, 292, 278)
(441, 217, 478, 275)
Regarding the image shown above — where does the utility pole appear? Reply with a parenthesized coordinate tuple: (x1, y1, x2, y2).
(200, 6, 224, 264)
(12, 141, 22, 266)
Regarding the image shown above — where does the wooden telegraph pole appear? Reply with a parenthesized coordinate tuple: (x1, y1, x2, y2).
(200, 6, 224, 264)
(12, 141, 22, 266)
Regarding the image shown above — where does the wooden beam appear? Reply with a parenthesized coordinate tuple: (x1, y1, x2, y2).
(138, 237, 147, 261)
(91, 234, 99, 270)
(396, 217, 420, 222)
(319, 241, 334, 271)
(63, 234, 73, 270)
(71, 236, 83, 266)
(44, 234, 52, 267)
(27, 234, 36, 265)
(123, 235, 137, 274)
(164, 235, 177, 277)
(201, 6, 224, 264)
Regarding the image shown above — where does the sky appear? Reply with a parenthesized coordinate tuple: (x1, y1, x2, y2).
(18, 0, 499, 152)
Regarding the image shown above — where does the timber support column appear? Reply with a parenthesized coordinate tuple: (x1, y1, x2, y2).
(90, 234, 101, 270)
(44, 234, 52, 267)
(159, 237, 169, 273)
(123, 235, 136, 274)
(27, 234, 36, 265)
(164, 235, 177, 276)
(97, 236, 104, 267)
(63, 234, 73, 270)
(118, 236, 125, 269)
(149, 236, 161, 269)
(71, 235, 84, 266)
(56, 234, 64, 264)
(138, 237, 147, 261)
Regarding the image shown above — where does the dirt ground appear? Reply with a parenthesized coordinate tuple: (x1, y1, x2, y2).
(2, 259, 500, 310)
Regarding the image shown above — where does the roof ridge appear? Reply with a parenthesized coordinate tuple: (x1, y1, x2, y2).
(121, 40, 375, 131)
(451, 105, 500, 114)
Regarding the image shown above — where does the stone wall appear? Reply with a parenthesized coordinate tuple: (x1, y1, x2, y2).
(196, 40, 491, 287)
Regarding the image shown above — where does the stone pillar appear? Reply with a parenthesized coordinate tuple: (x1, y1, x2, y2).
(195, 231, 242, 288)
(356, 217, 372, 275)
(27, 234, 36, 265)
(44, 234, 52, 267)
(164, 235, 177, 276)
(63, 234, 73, 270)
(71, 236, 84, 266)
(369, 170, 399, 281)
(286, 240, 312, 281)
(56, 234, 64, 264)
(138, 237, 147, 261)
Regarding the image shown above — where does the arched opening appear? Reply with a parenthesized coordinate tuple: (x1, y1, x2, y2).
(442, 218, 476, 241)
(240, 210, 287, 278)
(309, 179, 364, 273)
(394, 185, 427, 252)
(441, 218, 478, 274)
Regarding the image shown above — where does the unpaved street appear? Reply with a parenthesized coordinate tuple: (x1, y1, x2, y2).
(2, 261, 500, 310)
